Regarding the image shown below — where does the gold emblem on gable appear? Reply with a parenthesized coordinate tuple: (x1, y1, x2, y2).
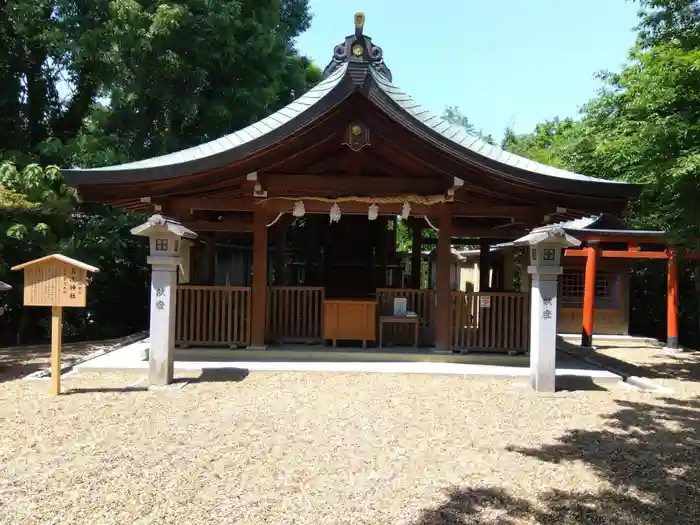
(352, 44, 363, 57)
(342, 122, 370, 152)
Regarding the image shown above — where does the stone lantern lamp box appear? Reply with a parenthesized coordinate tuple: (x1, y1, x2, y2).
(131, 214, 197, 284)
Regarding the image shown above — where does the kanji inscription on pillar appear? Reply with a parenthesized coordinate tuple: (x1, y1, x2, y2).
(542, 296, 553, 320)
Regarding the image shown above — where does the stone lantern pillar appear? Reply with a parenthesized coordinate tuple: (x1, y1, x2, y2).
(131, 215, 197, 386)
(513, 226, 581, 392)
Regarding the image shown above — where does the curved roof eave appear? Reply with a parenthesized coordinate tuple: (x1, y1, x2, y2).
(62, 64, 352, 186)
(367, 68, 642, 200)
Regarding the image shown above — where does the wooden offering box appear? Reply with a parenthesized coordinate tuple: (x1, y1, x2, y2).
(323, 299, 376, 348)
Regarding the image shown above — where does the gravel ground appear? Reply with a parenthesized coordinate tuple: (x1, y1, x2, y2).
(564, 339, 700, 395)
(0, 333, 146, 382)
(2, 369, 699, 524)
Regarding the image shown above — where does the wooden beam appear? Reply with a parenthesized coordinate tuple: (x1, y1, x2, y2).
(177, 197, 538, 219)
(600, 250, 668, 259)
(565, 249, 669, 259)
(185, 218, 253, 233)
(453, 226, 528, 238)
(573, 234, 667, 244)
(260, 173, 446, 195)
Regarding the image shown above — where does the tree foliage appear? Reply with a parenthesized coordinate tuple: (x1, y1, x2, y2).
(0, 0, 319, 344)
(442, 106, 495, 145)
(492, 0, 700, 345)
(500, 1, 700, 243)
(501, 118, 577, 168)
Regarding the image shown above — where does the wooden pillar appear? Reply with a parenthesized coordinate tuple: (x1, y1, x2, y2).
(479, 240, 490, 292)
(51, 306, 63, 395)
(273, 225, 286, 285)
(379, 218, 388, 288)
(581, 244, 598, 347)
(204, 236, 216, 285)
(250, 207, 268, 347)
(491, 253, 504, 291)
(435, 206, 452, 350)
(427, 258, 434, 289)
(667, 248, 679, 349)
(411, 223, 422, 289)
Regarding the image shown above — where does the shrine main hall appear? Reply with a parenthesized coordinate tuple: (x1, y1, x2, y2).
(63, 14, 684, 391)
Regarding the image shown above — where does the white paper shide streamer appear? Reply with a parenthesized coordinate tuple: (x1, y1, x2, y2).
(292, 201, 305, 218)
(368, 204, 379, 220)
(329, 203, 342, 223)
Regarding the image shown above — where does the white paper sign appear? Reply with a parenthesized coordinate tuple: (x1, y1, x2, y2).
(393, 297, 408, 316)
(479, 296, 491, 308)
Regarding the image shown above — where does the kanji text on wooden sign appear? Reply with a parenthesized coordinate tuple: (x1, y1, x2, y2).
(12, 254, 99, 308)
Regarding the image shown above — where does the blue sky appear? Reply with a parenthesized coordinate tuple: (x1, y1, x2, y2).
(296, 0, 640, 140)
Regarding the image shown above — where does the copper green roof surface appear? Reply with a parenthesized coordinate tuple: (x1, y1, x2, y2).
(68, 64, 349, 175)
(369, 68, 625, 185)
(61, 16, 641, 203)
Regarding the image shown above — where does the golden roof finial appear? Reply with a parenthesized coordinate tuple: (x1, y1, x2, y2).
(354, 12, 365, 35)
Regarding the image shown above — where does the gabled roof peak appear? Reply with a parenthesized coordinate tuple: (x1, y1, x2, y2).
(322, 12, 393, 82)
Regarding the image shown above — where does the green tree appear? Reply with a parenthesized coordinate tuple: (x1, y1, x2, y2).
(635, 0, 700, 49)
(501, 118, 577, 168)
(0, 1, 319, 344)
(442, 106, 495, 145)
(563, 45, 700, 241)
(83, 0, 318, 164)
(0, 0, 318, 167)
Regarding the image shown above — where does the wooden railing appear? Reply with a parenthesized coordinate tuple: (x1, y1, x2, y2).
(266, 286, 325, 343)
(176, 285, 252, 347)
(451, 292, 529, 352)
(376, 288, 435, 327)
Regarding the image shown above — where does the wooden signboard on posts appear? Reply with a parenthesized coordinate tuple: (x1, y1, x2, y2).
(12, 254, 99, 395)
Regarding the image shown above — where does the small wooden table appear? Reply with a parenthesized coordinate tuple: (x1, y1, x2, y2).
(379, 315, 420, 348)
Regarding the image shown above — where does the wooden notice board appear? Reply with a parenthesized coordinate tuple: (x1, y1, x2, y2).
(12, 254, 99, 396)
(12, 254, 97, 308)
(23, 260, 88, 307)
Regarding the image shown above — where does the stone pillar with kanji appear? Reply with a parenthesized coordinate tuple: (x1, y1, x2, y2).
(132, 215, 197, 386)
(514, 226, 581, 392)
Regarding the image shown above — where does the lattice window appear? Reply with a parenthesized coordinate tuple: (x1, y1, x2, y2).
(560, 270, 616, 308)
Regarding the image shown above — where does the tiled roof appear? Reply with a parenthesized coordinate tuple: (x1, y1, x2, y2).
(76, 64, 349, 173)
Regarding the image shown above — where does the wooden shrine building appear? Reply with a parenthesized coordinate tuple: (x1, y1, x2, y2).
(63, 13, 657, 355)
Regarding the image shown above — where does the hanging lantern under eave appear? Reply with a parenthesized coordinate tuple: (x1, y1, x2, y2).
(401, 201, 411, 220)
(329, 203, 342, 223)
(368, 203, 379, 221)
(292, 201, 305, 218)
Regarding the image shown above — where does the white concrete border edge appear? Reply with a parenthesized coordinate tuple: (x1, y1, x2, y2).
(22, 331, 149, 381)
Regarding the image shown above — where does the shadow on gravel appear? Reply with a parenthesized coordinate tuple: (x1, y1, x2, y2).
(414, 396, 700, 524)
(193, 368, 250, 383)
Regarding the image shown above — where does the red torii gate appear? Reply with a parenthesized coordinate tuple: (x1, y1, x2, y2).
(565, 234, 700, 349)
